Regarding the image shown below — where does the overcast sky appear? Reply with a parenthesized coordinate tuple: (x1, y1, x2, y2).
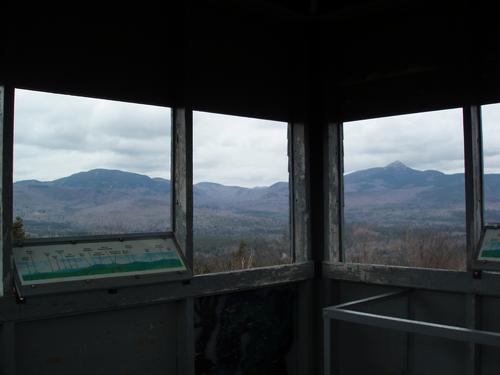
(193, 111, 288, 187)
(13, 89, 500, 186)
(343, 108, 466, 174)
(13, 89, 289, 187)
(14, 89, 172, 182)
(481, 104, 500, 174)
(344, 106, 500, 175)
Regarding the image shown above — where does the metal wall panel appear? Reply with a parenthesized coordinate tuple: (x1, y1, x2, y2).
(479, 296, 500, 374)
(15, 303, 179, 375)
(329, 282, 476, 375)
(333, 282, 407, 375)
(409, 291, 468, 375)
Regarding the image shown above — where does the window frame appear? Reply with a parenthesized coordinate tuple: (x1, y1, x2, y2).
(338, 108, 468, 270)
(0, 87, 312, 297)
(2, 87, 189, 296)
(323, 106, 500, 293)
(190, 111, 308, 273)
(469, 104, 500, 272)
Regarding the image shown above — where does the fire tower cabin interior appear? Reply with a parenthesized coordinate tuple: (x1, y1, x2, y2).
(2, 1, 500, 374)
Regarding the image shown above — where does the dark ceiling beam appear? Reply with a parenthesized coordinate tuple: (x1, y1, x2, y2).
(203, 0, 308, 18)
(318, 0, 421, 18)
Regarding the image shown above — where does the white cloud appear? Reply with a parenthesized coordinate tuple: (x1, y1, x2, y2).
(343, 108, 465, 174)
(13, 89, 171, 181)
(18, 89, 500, 187)
(13, 90, 289, 188)
(193, 111, 288, 187)
(482, 103, 500, 173)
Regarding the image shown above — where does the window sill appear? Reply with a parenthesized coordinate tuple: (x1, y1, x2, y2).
(323, 261, 500, 296)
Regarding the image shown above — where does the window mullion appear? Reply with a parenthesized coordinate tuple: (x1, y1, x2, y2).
(171, 107, 193, 270)
(463, 105, 484, 271)
(1, 85, 14, 297)
(325, 122, 343, 263)
(290, 122, 310, 263)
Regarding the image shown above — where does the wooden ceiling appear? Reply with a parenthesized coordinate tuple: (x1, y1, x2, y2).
(1, 1, 499, 123)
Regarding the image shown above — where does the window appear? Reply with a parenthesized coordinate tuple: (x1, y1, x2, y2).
(342, 109, 466, 270)
(13, 89, 172, 239)
(480, 103, 500, 223)
(193, 111, 290, 273)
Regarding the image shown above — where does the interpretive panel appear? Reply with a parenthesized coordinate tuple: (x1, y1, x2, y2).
(478, 227, 500, 262)
(13, 237, 186, 285)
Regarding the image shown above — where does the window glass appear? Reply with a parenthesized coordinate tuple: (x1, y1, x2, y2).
(13, 89, 171, 239)
(481, 103, 500, 223)
(343, 109, 466, 270)
(193, 111, 290, 273)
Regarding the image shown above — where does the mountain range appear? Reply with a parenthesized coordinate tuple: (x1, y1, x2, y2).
(14, 169, 289, 238)
(13, 161, 500, 238)
(344, 160, 500, 228)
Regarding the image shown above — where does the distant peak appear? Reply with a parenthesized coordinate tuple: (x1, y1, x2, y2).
(79, 168, 132, 175)
(385, 160, 409, 169)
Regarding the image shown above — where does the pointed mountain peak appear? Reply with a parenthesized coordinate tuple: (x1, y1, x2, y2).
(385, 160, 410, 170)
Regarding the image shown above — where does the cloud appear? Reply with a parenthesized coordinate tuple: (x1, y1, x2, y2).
(482, 103, 500, 173)
(17, 89, 500, 187)
(13, 90, 289, 188)
(14, 89, 171, 181)
(343, 108, 465, 174)
(193, 111, 289, 187)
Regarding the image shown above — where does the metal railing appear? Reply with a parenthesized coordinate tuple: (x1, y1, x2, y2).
(323, 290, 500, 374)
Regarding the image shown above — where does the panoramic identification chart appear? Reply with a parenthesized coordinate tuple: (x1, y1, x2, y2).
(13, 238, 187, 285)
(478, 228, 500, 262)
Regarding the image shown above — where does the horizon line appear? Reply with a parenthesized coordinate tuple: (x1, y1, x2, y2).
(13, 162, 490, 186)
(14, 169, 289, 189)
